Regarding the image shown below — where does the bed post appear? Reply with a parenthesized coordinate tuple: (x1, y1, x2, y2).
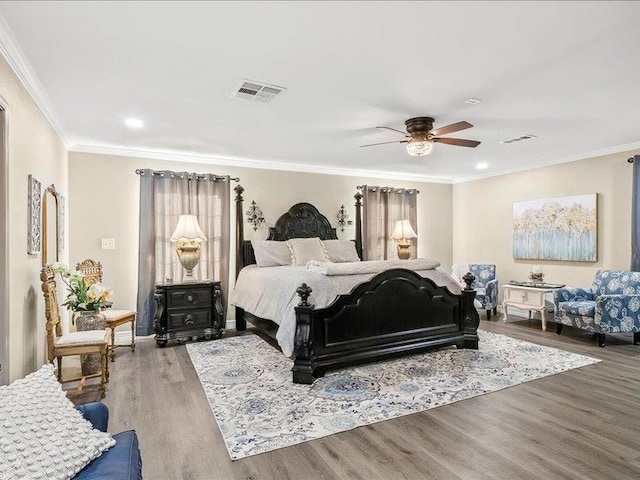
(354, 191, 363, 260)
(461, 272, 480, 349)
(234, 185, 247, 331)
(292, 283, 315, 384)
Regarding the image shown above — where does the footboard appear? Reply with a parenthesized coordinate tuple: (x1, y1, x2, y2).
(292, 269, 479, 384)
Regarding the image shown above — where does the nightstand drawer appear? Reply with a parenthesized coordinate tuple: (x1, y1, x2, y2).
(167, 288, 212, 309)
(168, 309, 211, 330)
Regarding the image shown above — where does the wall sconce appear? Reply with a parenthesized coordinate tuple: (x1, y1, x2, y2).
(336, 205, 353, 232)
(246, 200, 265, 231)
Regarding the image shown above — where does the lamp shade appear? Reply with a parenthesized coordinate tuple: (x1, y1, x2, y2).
(390, 219, 417, 241)
(170, 215, 207, 242)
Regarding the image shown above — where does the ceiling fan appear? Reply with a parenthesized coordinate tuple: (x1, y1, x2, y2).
(360, 117, 481, 156)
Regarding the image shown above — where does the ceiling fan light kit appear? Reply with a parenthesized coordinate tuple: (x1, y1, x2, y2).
(360, 116, 480, 155)
(406, 139, 433, 156)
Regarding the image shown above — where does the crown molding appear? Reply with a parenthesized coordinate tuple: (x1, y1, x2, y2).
(452, 140, 640, 184)
(0, 13, 72, 148)
(71, 143, 454, 184)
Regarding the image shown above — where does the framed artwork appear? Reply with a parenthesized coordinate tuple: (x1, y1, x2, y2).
(513, 193, 597, 262)
(58, 194, 65, 256)
(27, 174, 42, 255)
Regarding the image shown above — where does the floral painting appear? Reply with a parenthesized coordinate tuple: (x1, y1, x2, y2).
(513, 194, 597, 261)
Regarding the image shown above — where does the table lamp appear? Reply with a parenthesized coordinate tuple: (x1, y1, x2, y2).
(170, 214, 207, 281)
(390, 219, 417, 260)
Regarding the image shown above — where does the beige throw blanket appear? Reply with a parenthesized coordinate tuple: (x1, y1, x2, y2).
(306, 258, 441, 276)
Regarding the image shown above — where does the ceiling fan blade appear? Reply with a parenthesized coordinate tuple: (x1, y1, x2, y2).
(376, 126, 409, 136)
(430, 121, 473, 137)
(432, 137, 481, 148)
(360, 140, 409, 148)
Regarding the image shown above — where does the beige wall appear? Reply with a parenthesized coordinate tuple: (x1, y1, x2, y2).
(0, 55, 68, 381)
(68, 152, 453, 319)
(452, 150, 636, 296)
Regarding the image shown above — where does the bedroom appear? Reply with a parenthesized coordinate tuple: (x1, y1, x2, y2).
(1, 1, 640, 479)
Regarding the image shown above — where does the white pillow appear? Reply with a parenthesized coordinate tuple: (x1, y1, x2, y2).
(251, 240, 292, 267)
(323, 240, 361, 263)
(0, 364, 115, 480)
(286, 238, 330, 265)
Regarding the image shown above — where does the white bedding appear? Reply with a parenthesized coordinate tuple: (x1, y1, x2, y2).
(306, 258, 441, 275)
(231, 262, 462, 357)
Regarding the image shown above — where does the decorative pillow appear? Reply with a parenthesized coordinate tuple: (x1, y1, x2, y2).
(323, 240, 361, 263)
(0, 364, 115, 480)
(251, 240, 292, 267)
(286, 238, 330, 265)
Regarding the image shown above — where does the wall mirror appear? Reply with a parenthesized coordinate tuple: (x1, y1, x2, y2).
(41, 184, 60, 267)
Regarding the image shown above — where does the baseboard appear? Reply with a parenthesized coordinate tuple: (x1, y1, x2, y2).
(226, 318, 236, 330)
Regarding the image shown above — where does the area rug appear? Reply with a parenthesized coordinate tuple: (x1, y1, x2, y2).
(186, 330, 599, 460)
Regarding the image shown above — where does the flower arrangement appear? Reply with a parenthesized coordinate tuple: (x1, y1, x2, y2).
(51, 262, 113, 311)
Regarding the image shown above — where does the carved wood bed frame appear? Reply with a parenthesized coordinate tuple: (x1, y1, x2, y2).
(233, 186, 480, 384)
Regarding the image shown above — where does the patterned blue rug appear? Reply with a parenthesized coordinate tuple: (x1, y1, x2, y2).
(186, 330, 599, 460)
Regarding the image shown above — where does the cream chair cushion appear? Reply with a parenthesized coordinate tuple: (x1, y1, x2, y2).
(55, 330, 109, 346)
(102, 309, 135, 321)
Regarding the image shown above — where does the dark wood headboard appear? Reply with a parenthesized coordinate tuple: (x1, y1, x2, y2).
(234, 187, 363, 277)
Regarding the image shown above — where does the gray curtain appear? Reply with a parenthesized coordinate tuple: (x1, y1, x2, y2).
(136, 170, 231, 335)
(632, 155, 640, 271)
(361, 185, 418, 260)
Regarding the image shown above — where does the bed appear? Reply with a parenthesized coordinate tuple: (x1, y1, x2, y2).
(232, 186, 480, 384)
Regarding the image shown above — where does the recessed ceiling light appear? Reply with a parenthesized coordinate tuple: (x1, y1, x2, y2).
(476, 162, 489, 170)
(124, 118, 144, 128)
(465, 97, 482, 105)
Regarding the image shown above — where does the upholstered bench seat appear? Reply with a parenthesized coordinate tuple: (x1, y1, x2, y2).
(74, 402, 142, 480)
(56, 329, 110, 346)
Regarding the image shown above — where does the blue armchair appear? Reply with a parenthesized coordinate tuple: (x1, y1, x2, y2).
(452, 264, 498, 319)
(553, 269, 640, 347)
(74, 402, 143, 479)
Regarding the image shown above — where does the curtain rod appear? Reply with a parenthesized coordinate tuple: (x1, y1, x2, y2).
(629, 157, 635, 164)
(135, 169, 239, 182)
(356, 185, 419, 194)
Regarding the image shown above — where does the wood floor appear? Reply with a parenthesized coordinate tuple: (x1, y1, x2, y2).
(100, 315, 640, 480)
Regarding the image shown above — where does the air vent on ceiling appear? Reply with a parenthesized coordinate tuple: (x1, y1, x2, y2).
(232, 79, 286, 103)
(500, 134, 537, 144)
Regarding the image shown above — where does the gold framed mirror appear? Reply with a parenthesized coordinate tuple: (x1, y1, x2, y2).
(41, 184, 60, 267)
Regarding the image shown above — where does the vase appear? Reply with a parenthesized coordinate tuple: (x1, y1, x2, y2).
(74, 310, 107, 376)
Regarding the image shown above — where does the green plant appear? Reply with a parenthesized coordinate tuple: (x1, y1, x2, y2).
(51, 262, 113, 311)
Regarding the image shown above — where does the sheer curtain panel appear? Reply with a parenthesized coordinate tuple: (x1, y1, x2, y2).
(136, 170, 232, 335)
(361, 185, 418, 260)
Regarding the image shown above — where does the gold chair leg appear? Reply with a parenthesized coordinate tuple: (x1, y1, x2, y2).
(131, 318, 136, 353)
(110, 328, 116, 362)
(99, 349, 107, 399)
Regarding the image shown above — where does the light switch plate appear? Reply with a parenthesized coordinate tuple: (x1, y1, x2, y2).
(101, 238, 116, 250)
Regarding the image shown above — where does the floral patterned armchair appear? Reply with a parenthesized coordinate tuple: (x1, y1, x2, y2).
(452, 264, 498, 319)
(553, 270, 640, 347)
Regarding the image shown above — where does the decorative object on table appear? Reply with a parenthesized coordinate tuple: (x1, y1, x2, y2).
(528, 264, 545, 284)
(452, 263, 499, 319)
(336, 204, 353, 232)
(153, 280, 225, 347)
(0, 364, 116, 479)
(246, 200, 265, 231)
(52, 262, 113, 376)
(513, 194, 597, 261)
(554, 269, 640, 347)
(390, 219, 417, 259)
(186, 330, 599, 460)
(170, 214, 207, 281)
(27, 174, 42, 254)
(40, 264, 110, 397)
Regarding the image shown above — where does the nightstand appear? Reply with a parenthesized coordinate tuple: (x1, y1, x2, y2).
(153, 280, 225, 347)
